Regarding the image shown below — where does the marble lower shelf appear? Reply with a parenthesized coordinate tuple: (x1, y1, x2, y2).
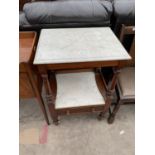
(55, 71, 105, 109)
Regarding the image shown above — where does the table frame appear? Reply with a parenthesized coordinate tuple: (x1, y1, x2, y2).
(36, 61, 122, 125)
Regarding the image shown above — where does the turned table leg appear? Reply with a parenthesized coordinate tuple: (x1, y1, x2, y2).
(108, 99, 122, 124)
(97, 67, 120, 121)
(26, 64, 50, 125)
(42, 72, 59, 125)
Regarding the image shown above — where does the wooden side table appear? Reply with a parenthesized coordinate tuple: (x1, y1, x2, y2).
(33, 28, 131, 125)
(19, 31, 49, 125)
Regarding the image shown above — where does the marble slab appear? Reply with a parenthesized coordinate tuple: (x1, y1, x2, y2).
(34, 27, 131, 64)
(55, 71, 105, 109)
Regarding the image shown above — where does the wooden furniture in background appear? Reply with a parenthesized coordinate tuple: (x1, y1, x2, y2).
(19, 31, 49, 124)
(108, 25, 135, 124)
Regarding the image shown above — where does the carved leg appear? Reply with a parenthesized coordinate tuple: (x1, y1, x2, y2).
(36, 92, 50, 125)
(26, 65, 50, 125)
(95, 68, 113, 121)
(108, 100, 122, 124)
(97, 112, 104, 121)
(96, 67, 120, 122)
(97, 97, 111, 121)
(95, 69, 105, 121)
(48, 103, 59, 125)
(42, 73, 59, 125)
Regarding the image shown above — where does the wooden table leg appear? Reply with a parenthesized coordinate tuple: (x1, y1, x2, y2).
(97, 67, 120, 120)
(26, 64, 50, 125)
(108, 99, 122, 124)
(40, 68, 59, 125)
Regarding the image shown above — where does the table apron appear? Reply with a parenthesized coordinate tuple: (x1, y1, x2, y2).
(37, 60, 121, 71)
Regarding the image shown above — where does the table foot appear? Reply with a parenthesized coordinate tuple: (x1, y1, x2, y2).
(108, 115, 115, 124)
(97, 112, 104, 121)
(53, 120, 60, 126)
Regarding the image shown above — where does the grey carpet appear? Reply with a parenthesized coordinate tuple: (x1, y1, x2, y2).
(19, 99, 135, 155)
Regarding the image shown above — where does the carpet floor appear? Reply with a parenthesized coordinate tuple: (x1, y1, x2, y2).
(19, 99, 134, 155)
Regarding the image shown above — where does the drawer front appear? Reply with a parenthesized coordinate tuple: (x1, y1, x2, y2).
(19, 73, 35, 98)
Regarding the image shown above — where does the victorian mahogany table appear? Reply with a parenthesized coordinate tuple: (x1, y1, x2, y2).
(33, 27, 131, 125)
(19, 31, 49, 124)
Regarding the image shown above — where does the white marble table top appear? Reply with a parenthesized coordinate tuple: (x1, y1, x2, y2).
(55, 71, 105, 109)
(34, 27, 131, 64)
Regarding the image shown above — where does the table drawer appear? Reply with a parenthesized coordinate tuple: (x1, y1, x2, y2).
(19, 73, 35, 98)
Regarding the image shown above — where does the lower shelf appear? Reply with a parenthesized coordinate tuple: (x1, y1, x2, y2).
(55, 71, 105, 109)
